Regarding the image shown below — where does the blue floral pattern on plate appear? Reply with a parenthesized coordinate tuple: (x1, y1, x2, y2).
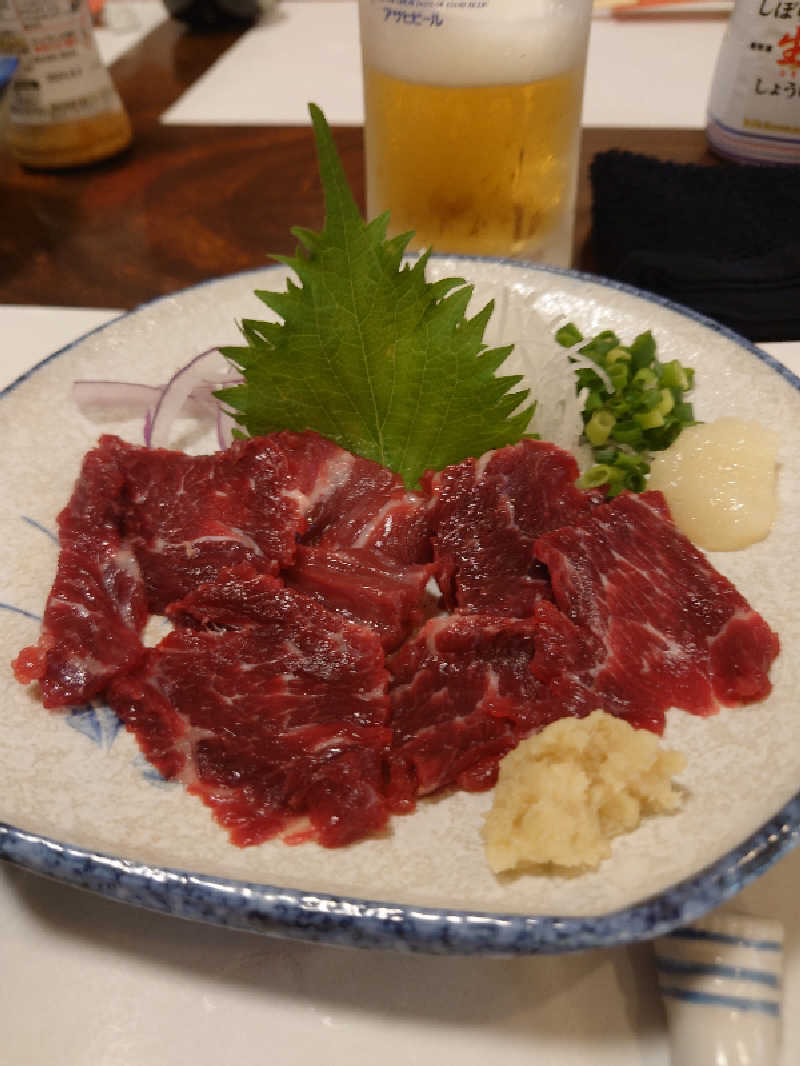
(2, 516, 173, 783)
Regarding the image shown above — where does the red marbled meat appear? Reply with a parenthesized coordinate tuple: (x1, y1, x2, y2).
(13, 430, 430, 706)
(387, 613, 561, 798)
(13, 429, 781, 850)
(108, 567, 393, 848)
(284, 545, 436, 651)
(298, 449, 432, 565)
(533, 491, 781, 732)
(12, 441, 148, 707)
(116, 433, 311, 612)
(424, 439, 600, 615)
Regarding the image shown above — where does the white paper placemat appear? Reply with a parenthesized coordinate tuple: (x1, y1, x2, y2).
(161, 3, 726, 129)
(162, 1, 362, 126)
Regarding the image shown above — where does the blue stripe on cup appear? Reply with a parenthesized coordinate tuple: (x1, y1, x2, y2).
(655, 956, 780, 988)
(659, 986, 781, 1018)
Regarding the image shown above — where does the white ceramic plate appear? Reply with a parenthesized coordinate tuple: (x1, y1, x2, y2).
(2, 259, 799, 955)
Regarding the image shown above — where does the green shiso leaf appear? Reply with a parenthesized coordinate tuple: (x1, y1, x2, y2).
(217, 103, 533, 488)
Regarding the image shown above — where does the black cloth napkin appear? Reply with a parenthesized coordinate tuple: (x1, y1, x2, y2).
(589, 150, 800, 342)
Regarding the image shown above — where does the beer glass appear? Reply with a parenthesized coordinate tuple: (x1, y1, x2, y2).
(358, 0, 593, 267)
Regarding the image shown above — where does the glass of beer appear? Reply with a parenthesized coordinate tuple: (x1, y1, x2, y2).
(357, 0, 593, 267)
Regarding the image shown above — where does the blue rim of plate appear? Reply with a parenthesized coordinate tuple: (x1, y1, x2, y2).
(2, 259, 799, 955)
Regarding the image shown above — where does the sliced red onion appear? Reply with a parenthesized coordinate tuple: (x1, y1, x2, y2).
(72, 381, 163, 418)
(74, 351, 243, 451)
(72, 378, 227, 424)
(216, 406, 237, 451)
(148, 348, 235, 449)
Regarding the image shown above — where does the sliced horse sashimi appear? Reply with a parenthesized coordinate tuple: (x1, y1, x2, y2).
(109, 567, 393, 849)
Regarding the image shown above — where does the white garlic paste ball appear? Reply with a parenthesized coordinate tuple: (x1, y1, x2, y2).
(647, 418, 779, 551)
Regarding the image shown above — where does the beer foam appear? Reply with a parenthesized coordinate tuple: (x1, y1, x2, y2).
(359, 0, 590, 86)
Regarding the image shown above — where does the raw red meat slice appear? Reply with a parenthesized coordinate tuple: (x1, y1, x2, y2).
(387, 613, 558, 800)
(298, 448, 432, 565)
(12, 440, 147, 707)
(117, 434, 309, 612)
(13, 424, 784, 852)
(424, 439, 599, 615)
(529, 598, 667, 732)
(108, 567, 393, 848)
(533, 491, 780, 730)
(283, 545, 436, 651)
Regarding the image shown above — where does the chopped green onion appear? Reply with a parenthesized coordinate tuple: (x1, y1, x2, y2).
(608, 363, 629, 391)
(632, 368, 658, 389)
(556, 323, 696, 499)
(555, 323, 584, 347)
(635, 409, 665, 430)
(580, 330, 620, 364)
(661, 359, 689, 390)
(641, 388, 663, 411)
(610, 424, 643, 446)
(586, 410, 616, 446)
(578, 465, 615, 490)
(605, 347, 632, 366)
(629, 331, 656, 371)
(657, 388, 675, 416)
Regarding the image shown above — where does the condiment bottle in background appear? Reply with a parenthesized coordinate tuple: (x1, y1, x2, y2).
(706, 0, 800, 164)
(0, 0, 132, 169)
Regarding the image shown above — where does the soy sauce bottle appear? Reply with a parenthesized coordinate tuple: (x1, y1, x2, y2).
(706, 0, 800, 165)
(1, 0, 132, 169)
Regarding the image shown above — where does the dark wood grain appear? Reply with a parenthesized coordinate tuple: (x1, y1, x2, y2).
(0, 19, 719, 309)
(0, 123, 364, 308)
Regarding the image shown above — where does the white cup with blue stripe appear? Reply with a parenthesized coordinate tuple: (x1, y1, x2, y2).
(655, 912, 783, 1066)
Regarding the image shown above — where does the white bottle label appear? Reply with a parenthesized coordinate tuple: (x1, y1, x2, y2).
(0, 0, 122, 125)
(707, 2, 800, 163)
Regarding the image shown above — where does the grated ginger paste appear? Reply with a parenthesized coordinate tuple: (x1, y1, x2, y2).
(483, 710, 686, 874)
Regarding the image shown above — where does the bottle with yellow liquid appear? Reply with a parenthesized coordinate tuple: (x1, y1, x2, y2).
(357, 0, 593, 267)
(1, 0, 132, 169)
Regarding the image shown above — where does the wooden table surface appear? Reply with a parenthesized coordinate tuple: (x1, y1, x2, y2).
(0, 19, 721, 311)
